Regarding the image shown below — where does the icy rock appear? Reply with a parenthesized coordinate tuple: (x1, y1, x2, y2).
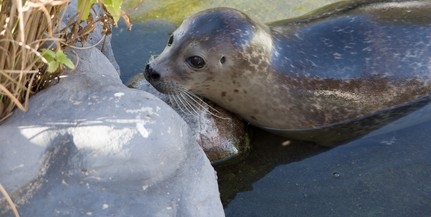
(0, 47, 224, 217)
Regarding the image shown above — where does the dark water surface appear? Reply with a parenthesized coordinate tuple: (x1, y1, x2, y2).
(112, 13, 431, 217)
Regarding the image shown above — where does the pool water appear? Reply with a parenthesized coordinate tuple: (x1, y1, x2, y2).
(112, 1, 431, 216)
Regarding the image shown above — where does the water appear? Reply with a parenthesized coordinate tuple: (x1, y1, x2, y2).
(111, 20, 176, 83)
(222, 118, 431, 216)
(112, 1, 431, 216)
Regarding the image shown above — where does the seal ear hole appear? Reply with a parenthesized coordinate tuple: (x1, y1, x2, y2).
(167, 35, 174, 46)
(186, 56, 206, 69)
(220, 56, 226, 64)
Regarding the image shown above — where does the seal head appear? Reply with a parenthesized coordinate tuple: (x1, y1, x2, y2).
(144, 7, 272, 95)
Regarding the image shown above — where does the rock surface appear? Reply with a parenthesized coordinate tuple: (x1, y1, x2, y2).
(0, 46, 224, 216)
(128, 74, 250, 164)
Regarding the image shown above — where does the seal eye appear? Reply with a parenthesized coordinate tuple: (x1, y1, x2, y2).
(167, 35, 174, 46)
(220, 56, 226, 64)
(186, 56, 206, 69)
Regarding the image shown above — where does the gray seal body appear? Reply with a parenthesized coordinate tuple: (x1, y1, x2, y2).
(144, 0, 431, 142)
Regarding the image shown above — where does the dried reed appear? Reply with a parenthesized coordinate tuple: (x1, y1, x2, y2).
(0, 184, 20, 217)
(0, 0, 69, 122)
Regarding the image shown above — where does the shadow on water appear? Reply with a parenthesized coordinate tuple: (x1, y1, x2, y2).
(222, 104, 431, 216)
(215, 128, 329, 206)
(112, 8, 431, 216)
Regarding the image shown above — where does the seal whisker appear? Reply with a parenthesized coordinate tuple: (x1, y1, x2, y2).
(167, 94, 179, 109)
(182, 90, 230, 120)
(169, 93, 193, 115)
(169, 91, 202, 117)
(167, 94, 176, 107)
(177, 92, 203, 117)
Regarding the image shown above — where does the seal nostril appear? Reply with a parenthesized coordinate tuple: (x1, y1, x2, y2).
(144, 64, 161, 80)
(151, 72, 161, 80)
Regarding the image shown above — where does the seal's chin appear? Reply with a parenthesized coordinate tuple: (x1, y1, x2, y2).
(145, 78, 181, 95)
(143, 75, 181, 95)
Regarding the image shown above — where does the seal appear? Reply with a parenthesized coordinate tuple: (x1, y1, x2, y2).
(144, 0, 431, 137)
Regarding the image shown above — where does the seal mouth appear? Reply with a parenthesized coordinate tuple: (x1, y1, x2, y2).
(143, 64, 182, 95)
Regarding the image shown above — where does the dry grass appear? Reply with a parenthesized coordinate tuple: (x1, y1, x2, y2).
(0, 0, 69, 122)
(0, 184, 20, 217)
(0, 0, 122, 123)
